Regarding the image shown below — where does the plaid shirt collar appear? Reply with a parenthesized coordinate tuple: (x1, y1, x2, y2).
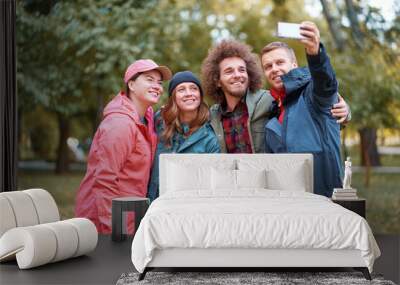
(220, 94, 253, 153)
(220, 94, 247, 117)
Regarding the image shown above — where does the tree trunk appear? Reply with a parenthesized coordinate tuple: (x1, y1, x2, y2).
(359, 127, 381, 167)
(55, 114, 70, 174)
(344, 0, 364, 48)
(320, 0, 346, 52)
(359, 127, 380, 188)
(341, 127, 348, 160)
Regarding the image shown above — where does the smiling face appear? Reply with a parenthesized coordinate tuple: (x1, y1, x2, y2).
(217, 57, 249, 99)
(174, 82, 201, 113)
(261, 47, 297, 91)
(128, 70, 163, 106)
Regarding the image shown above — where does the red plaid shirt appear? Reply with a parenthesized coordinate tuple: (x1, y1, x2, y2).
(221, 99, 253, 153)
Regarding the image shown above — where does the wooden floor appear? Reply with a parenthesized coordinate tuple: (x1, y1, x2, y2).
(0, 234, 398, 285)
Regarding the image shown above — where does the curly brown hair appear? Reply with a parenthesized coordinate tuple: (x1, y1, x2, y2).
(201, 40, 263, 103)
(161, 92, 210, 148)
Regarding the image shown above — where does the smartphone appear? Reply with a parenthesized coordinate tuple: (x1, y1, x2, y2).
(277, 22, 304, 39)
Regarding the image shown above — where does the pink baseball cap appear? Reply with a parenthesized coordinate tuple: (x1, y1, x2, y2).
(124, 59, 172, 83)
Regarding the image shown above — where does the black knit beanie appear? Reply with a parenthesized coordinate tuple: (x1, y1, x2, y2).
(168, 71, 203, 97)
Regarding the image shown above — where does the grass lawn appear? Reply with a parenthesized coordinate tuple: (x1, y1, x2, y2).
(353, 173, 400, 234)
(18, 169, 399, 235)
(18, 170, 84, 220)
(344, 145, 400, 167)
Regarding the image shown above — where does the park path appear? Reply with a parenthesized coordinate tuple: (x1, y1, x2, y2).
(351, 146, 400, 173)
(353, 166, 400, 173)
(378, 146, 400, 155)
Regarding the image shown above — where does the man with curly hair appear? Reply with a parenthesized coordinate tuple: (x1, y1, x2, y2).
(201, 39, 349, 154)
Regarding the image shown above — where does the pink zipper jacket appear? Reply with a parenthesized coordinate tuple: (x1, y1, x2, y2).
(75, 92, 157, 234)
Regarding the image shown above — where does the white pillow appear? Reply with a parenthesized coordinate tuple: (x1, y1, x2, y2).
(167, 162, 211, 191)
(238, 159, 309, 192)
(266, 166, 307, 191)
(236, 169, 267, 189)
(211, 168, 236, 190)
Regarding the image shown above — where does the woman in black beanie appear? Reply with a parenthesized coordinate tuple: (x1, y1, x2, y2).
(147, 71, 220, 202)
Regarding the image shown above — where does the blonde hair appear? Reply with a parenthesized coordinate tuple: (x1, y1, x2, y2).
(260, 41, 297, 63)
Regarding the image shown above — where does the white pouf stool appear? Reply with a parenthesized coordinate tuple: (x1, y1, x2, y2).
(0, 189, 98, 269)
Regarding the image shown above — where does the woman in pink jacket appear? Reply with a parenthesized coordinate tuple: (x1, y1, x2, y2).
(75, 59, 172, 234)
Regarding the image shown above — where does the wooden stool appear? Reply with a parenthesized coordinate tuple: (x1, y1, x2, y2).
(111, 197, 149, 242)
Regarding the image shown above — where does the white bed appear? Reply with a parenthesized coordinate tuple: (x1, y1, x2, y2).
(131, 154, 380, 280)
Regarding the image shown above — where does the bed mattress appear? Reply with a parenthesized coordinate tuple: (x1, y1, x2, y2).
(131, 190, 380, 273)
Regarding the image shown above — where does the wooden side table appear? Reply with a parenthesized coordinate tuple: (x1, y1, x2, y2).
(332, 198, 366, 218)
(112, 197, 149, 242)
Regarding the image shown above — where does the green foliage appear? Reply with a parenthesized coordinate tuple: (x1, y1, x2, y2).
(330, 38, 400, 131)
(17, 0, 399, 156)
(333, 46, 400, 130)
(319, 0, 400, 131)
(17, 1, 85, 116)
(17, 0, 217, 112)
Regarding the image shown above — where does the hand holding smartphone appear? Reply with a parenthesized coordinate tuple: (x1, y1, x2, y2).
(277, 22, 305, 39)
(277, 21, 320, 55)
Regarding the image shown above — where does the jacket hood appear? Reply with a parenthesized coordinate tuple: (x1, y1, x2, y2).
(103, 91, 150, 124)
(282, 67, 311, 106)
(282, 67, 311, 95)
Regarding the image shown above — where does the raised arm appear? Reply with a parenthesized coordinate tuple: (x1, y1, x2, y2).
(300, 21, 338, 106)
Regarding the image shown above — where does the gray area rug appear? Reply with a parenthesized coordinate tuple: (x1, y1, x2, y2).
(116, 271, 396, 285)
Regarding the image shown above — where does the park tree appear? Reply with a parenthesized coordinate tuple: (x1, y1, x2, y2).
(321, 0, 400, 186)
(17, 0, 209, 173)
(319, 0, 400, 185)
(206, 0, 399, 177)
(17, 0, 86, 173)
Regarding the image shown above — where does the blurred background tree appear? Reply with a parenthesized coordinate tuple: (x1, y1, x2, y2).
(17, 0, 399, 231)
(318, 0, 400, 185)
(17, 0, 198, 172)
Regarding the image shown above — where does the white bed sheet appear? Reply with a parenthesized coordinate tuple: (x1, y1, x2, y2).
(131, 190, 380, 273)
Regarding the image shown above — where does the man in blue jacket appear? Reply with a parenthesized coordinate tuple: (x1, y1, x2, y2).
(262, 21, 342, 197)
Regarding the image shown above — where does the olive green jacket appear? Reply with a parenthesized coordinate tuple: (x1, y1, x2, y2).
(209, 89, 274, 153)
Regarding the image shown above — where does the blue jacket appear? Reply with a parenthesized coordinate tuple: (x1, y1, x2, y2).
(147, 111, 221, 202)
(265, 45, 342, 197)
